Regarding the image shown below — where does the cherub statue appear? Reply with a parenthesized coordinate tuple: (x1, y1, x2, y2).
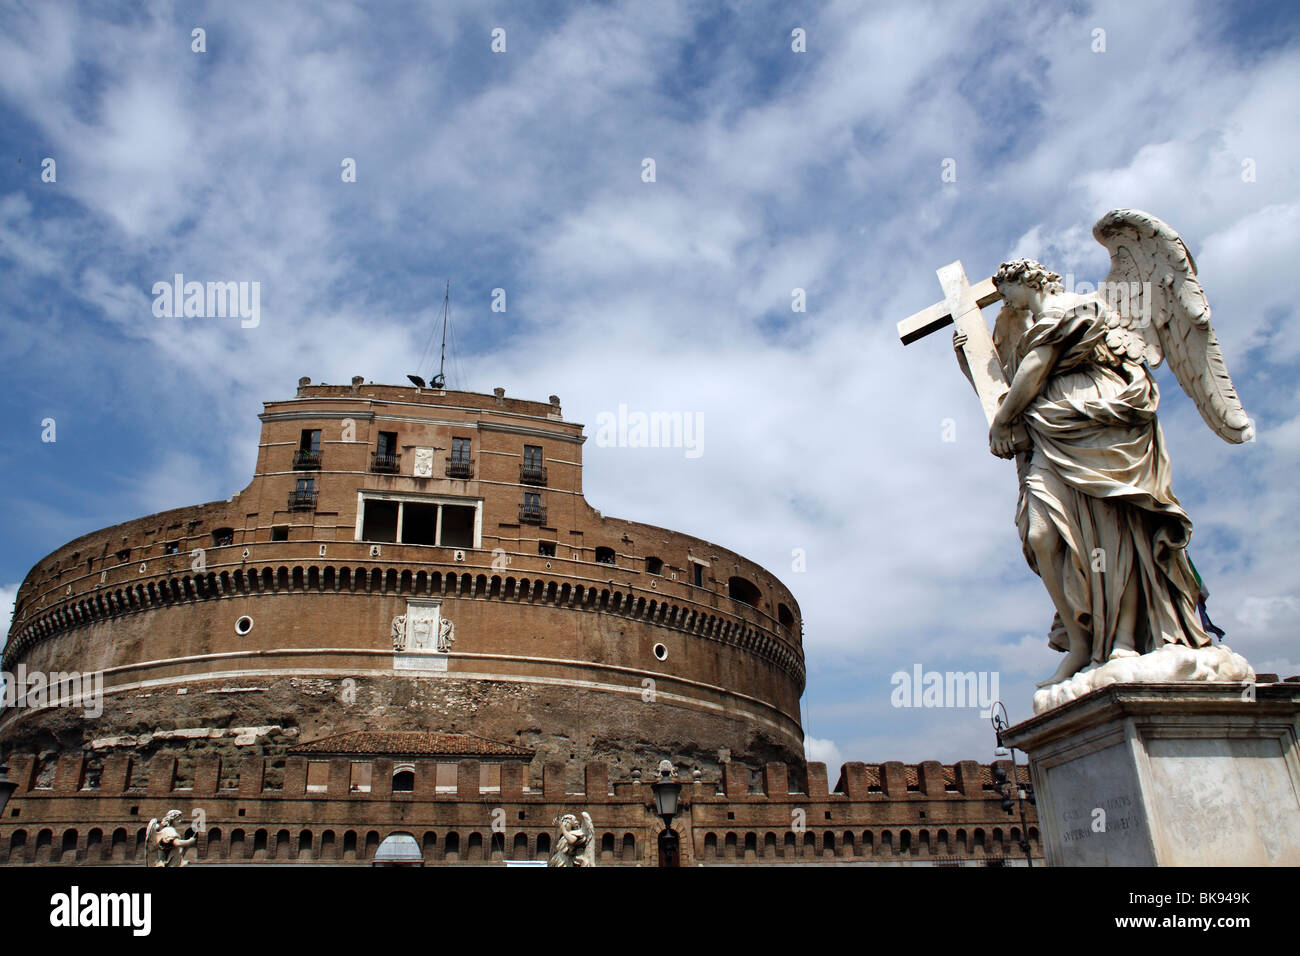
(547, 810, 596, 867)
(951, 210, 1254, 702)
(145, 810, 197, 867)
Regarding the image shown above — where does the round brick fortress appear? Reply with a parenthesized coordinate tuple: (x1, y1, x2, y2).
(2, 382, 805, 780)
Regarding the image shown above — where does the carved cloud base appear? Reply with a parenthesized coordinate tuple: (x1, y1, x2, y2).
(1003, 683, 1300, 866)
(1033, 643, 1255, 715)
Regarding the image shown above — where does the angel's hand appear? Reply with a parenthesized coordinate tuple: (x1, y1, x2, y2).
(989, 421, 1017, 459)
(952, 329, 967, 350)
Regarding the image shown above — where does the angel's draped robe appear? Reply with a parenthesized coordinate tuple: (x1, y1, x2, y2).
(1005, 298, 1212, 661)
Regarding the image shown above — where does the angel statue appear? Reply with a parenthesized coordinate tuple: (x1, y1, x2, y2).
(145, 809, 197, 867)
(547, 810, 596, 867)
(943, 209, 1255, 709)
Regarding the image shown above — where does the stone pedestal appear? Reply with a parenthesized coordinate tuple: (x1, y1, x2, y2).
(1001, 682, 1300, 866)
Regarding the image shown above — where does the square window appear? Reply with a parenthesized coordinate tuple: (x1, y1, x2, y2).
(538, 541, 556, 557)
(271, 526, 289, 542)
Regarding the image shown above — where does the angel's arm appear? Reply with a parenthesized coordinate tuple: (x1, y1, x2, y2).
(994, 342, 1061, 426)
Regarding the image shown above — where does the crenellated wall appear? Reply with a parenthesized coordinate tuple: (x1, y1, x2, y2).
(0, 754, 1041, 866)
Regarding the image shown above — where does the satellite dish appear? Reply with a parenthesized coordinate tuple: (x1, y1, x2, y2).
(407, 374, 426, 388)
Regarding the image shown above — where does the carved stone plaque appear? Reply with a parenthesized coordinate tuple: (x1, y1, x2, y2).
(412, 447, 434, 478)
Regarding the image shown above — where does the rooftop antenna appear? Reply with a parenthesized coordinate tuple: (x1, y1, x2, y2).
(430, 280, 450, 390)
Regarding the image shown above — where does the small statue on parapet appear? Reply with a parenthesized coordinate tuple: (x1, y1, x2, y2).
(547, 810, 596, 867)
(145, 809, 197, 867)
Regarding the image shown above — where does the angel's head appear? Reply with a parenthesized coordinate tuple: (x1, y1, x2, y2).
(993, 258, 1064, 310)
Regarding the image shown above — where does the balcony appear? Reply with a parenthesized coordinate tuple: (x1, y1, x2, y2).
(520, 463, 548, 485)
(518, 503, 546, 525)
(293, 449, 322, 470)
(287, 490, 318, 512)
(371, 451, 400, 474)
(446, 458, 474, 479)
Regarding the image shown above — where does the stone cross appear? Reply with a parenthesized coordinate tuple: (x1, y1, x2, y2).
(897, 260, 1028, 448)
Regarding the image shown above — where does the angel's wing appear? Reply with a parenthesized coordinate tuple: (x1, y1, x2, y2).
(1092, 208, 1253, 443)
(580, 811, 594, 842)
(145, 819, 160, 845)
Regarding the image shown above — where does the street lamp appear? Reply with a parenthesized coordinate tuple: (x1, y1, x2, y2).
(990, 701, 1036, 867)
(650, 760, 682, 868)
(650, 759, 680, 825)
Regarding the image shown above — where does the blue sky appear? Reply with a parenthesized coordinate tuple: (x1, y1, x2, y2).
(2, 0, 1298, 766)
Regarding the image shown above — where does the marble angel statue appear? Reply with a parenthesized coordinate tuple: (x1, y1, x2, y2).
(952, 209, 1255, 706)
(547, 810, 596, 867)
(145, 809, 197, 867)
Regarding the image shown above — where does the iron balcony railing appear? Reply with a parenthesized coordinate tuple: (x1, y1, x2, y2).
(287, 490, 318, 512)
(518, 503, 546, 525)
(293, 449, 322, 469)
(371, 451, 400, 474)
(446, 458, 474, 479)
(520, 463, 548, 485)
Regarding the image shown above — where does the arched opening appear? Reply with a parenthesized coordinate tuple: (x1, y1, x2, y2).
(728, 576, 761, 606)
(657, 828, 679, 868)
(392, 769, 415, 792)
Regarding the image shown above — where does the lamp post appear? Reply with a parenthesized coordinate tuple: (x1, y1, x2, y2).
(990, 701, 1036, 867)
(650, 760, 682, 867)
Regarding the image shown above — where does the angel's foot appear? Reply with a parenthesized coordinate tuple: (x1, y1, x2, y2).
(1036, 648, 1091, 688)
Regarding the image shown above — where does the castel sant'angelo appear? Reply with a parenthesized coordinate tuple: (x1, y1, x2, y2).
(1, 379, 1039, 866)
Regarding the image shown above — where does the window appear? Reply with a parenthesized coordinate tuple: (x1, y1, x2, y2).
(212, 528, 234, 547)
(294, 429, 322, 469)
(778, 603, 795, 630)
(440, 505, 475, 548)
(728, 576, 762, 606)
(447, 437, 473, 478)
(645, 556, 663, 575)
(271, 526, 289, 542)
(692, 562, 705, 587)
(435, 763, 457, 792)
(595, 547, 616, 565)
(362, 500, 398, 542)
(163, 542, 180, 555)
(289, 478, 317, 511)
(479, 764, 501, 792)
(402, 503, 438, 545)
(116, 548, 131, 563)
(306, 762, 329, 793)
(521, 444, 547, 484)
(538, 541, 556, 557)
(519, 492, 545, 525)
(392, 769, 415, 793)
(372, 431, 399, 473)
(358, 495, 481, 548)
(349, 763, 372, 793)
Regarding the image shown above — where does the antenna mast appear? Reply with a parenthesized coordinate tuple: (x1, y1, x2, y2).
(431, 280, 449, 390)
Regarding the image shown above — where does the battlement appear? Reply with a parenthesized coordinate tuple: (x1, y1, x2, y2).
(5, 753, 1028, 801)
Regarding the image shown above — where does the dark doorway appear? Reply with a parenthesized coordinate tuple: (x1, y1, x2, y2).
(657, 828, 680, 868)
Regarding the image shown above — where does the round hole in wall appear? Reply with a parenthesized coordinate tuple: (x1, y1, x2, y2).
(545, 561, 552, 570)
(653, 642, 668, 661)
(235, 616, 254, 636)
